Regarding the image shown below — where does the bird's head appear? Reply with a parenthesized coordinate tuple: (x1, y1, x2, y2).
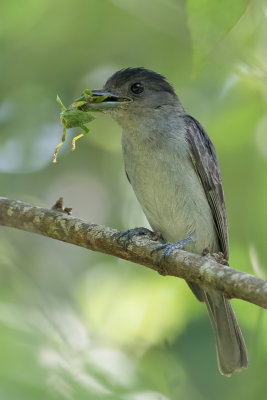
(91, 68, 184, 126)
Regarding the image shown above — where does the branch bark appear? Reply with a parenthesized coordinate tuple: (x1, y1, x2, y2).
(0, 196, 266, 309)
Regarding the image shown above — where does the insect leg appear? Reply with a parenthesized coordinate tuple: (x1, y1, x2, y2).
(72, 125, 89, 151)
(52, 122, 66, 163)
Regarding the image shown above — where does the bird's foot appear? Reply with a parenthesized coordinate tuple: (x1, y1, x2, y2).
(151, 234, 195, 268)
(118, 227, 160, 250)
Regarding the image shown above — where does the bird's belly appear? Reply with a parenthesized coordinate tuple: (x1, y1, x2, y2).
(123, 145, 219, 255)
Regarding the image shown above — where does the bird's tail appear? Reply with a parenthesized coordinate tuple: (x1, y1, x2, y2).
(204, 289, 248, 377)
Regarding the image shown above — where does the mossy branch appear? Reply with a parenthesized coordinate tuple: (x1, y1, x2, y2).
(0, 196, 266, 309)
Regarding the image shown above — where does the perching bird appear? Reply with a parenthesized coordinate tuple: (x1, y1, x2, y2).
(90, 67, 248, 376)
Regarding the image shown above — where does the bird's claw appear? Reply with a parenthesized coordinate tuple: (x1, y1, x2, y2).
(151, 234, 195, 264)
(117, 227, 154, 250)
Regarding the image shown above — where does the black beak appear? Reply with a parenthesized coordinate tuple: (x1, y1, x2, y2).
(86, 89, 132, 110)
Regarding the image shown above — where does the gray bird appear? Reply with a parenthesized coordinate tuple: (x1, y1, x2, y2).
(89, 67, 248, 376)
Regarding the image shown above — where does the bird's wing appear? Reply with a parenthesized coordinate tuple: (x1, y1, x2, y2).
(185, 115, 229, 260)
(125, 169, 131, 184)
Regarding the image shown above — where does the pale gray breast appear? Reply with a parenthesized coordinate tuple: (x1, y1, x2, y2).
(121, 126, 219, 255)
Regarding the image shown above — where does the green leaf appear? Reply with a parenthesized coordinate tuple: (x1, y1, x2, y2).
(187, 0, 251, 70)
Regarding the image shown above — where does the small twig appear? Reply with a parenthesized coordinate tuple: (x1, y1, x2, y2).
(51, 197, 72, 215)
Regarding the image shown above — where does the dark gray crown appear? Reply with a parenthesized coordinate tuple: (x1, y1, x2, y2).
(105, 67, 176, 95)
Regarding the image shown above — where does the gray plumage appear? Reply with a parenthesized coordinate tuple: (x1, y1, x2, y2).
(97, 67, 248, 376)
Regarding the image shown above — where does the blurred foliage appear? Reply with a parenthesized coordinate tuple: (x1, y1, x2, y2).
(0, 0, 267, 399)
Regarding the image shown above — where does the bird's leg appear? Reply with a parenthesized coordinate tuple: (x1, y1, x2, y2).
(118, 227, 161, 250)
(151, 234, 195, 262)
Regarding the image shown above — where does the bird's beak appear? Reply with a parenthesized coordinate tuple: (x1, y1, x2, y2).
(86, 89, 132, 110)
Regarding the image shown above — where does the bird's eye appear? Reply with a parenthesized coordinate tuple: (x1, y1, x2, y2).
(130, 82, 144, 94)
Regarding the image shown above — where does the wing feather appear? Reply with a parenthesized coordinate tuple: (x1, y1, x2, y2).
(185, 115, 229, 260)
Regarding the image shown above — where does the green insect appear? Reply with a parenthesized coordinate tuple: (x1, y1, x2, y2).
(53, 90, 109, 163)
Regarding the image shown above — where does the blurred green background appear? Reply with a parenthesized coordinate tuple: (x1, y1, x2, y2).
(0, 0, 267, 399)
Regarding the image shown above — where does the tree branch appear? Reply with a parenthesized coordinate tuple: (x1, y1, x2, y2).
(0, 196, 266, 309)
